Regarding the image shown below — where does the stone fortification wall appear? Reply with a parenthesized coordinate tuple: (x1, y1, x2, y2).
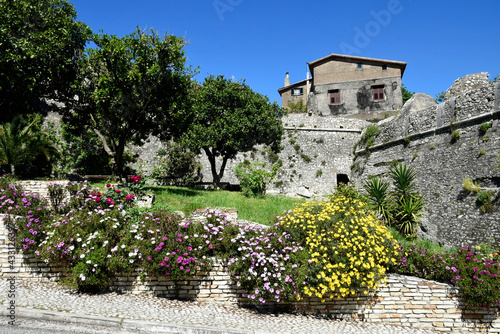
(1, 212, 499, 333)
(353, 73, 500, 248)
(197, 114, 367, 197)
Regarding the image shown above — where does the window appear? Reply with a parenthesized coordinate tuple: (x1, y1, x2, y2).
(357, 63, 363, 69)
(372, 85, 385, 101)
(382, 64, 387, 71)
(292, 87, 303, 96)
(329, 89, 341, 105)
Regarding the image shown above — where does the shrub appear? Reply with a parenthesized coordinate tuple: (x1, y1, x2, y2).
(315, 169, 323, 177)
(235, 161, 278, 197)
(229, 223, 308, 303)
(360, 125, 380, 147)
(278, 186, 398, 300)
(451, 129, 461, 142)
(394, 244, 500, 309)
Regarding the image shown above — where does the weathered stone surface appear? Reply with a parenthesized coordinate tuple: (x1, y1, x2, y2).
(444, 72, 490, 100)
(354, 75, 499, 248)
(401, 93, 438, 114)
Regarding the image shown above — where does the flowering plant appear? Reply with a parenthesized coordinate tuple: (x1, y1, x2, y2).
(278, 185, 399, 300)
(228, 224, 308, 303)
(394, 244, 500, 309)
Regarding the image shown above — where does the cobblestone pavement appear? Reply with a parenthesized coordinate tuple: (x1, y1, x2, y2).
(0, 278, 440, 334)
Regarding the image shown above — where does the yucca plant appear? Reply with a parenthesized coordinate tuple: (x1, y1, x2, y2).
(394, 195, 424, 238)
(389, 162, 417, 200)
(363, 176, 391, 223)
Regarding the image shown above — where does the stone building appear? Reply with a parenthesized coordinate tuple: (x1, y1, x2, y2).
(278, 53, 407, 116)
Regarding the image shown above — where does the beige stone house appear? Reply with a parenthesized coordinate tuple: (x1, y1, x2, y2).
(278, 53, 407, 116)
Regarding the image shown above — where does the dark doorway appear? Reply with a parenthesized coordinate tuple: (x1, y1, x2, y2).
(337, 174, 350, 185)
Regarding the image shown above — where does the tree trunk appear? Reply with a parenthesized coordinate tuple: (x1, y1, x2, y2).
(204, 148, 228, 189)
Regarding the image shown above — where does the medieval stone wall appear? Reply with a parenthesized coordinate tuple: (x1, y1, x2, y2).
(196, 114, 368, 197)
(352, 73, 500, 248)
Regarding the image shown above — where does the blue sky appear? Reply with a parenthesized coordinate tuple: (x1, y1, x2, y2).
(71, 0, 499, 106)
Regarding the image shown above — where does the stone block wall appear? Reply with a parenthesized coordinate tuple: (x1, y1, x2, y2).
(353, 74, 500, 248)
(197, 114, 368, 197)
(14, 180, 69, 201)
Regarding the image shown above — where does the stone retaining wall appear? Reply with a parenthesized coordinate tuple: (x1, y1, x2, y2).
(1, 212, 499, 333)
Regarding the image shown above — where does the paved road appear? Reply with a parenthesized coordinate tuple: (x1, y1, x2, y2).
(0, 278, 439, 334)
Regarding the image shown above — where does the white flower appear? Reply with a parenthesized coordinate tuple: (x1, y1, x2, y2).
(77, 238, 82, 242)
(86, 260, 91, 264)
(121, 244, 126, 249)
(80, 254, 85, 258)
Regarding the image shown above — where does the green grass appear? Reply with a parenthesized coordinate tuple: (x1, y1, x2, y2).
(387, 226, 456, 253)
(150, 186, 305, 225)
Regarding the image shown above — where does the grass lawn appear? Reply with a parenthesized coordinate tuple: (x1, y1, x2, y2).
(150, 186, 306, 225)
(89, 182, 306, 225)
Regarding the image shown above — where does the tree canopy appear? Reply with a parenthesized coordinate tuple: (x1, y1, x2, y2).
(184, 75, 284, 187)
(0, 0, 91, 122)
(61, 27, 194, 177)
(401, 84, 414, 105)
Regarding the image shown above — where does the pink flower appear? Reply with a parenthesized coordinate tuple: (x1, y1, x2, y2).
(106, 184, 111, 187)
(95, 196, 101, 202)
(116, 189, 121, 193)
(125, 194, 134, 201)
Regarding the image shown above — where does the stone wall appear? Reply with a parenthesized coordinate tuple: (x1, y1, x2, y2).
(1, 212, 499, 332)
(353, 73, 500, 248)
(196, 114, 368, 197)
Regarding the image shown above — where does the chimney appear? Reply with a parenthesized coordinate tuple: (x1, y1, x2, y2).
(285, 72, 290, 86)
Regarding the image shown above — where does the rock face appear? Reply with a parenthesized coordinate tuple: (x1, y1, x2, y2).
(444, 72, 490, 100)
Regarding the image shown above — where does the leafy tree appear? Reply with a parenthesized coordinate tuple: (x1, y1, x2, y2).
(0, 114, 60, 175)
(61, 27, 193, 178)
(435, 91, 446, 103)
(184, 75, 284, 187)
(0, 0, 91, 122)
(150, 142, 201, 186)
(401, 84, 414, 105)
(46, 121, 112, 177)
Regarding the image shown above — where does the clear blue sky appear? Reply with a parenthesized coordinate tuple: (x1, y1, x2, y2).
(71, 0, 499, 106)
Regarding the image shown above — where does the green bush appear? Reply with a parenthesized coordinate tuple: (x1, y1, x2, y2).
(451, 129, 461, 142)
(394, 244, 500, 309)
(234, 161, 278, 197)
(360, 125, 380, 147)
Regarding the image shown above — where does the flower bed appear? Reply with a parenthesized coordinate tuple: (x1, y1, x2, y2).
(1, 177, 500, 332)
